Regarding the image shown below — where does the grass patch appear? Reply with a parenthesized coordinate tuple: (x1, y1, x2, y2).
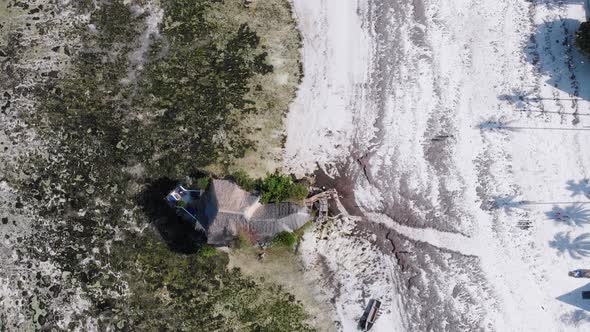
(227, 170, 309, 203)
(195, 176, 210, 190)
(236, 229, 257, 249)
(199, 245, 218, 258)
(110, 235, 313, 331)
(272, 231, 298, 249)
(231, 169, 258, 192)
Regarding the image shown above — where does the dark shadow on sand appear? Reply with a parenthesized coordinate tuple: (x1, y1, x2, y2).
(550, 232, 590, 259)
(546, 204, 590, 226)
(524, 18, 590, 101)
(488, 195, 528, 214)
(566, 179, 590, 197)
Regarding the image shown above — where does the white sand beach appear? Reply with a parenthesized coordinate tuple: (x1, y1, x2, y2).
(287, 0, 590, 330)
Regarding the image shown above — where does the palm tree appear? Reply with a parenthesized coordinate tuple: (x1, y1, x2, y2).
(549, 232, 590, 259)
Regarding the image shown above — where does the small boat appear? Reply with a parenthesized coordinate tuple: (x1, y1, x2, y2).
(359, 299, 381, 331)
(569, 269, 590, 278)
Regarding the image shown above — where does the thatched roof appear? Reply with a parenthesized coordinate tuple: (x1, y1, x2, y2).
(200, 180, 310, 245)
(209, 179, 259, 214)
(205, 212, 250, 246)
(249, 202, 310, 239)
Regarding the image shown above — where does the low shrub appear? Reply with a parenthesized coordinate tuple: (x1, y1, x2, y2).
(231, 170, 258, 192)
(236, 228, 257, 248)
(199, 245, 218, 258)
(229, 171, 308, 203)
(272, 231, 298, 248)
(287, 182, 309, 201)
(259, 172, 308, 203)
(195, 176, 210, 190)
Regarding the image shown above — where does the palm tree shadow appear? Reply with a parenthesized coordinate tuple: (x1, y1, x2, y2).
(549, 232, 590, 259)
(478, 117, 521, 132)
(546, 204, 590, 226)
(524, 17, 590, 102)
(566, 179, 590, 197)
(498, 89, 545, 109)
(488, 195, 529, 214)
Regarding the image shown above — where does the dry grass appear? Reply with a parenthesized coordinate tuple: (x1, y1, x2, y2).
(228, 242, 337, 332)
(204, 0, 302, 178)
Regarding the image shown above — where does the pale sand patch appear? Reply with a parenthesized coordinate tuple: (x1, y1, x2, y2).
(284, 0, 372, 177)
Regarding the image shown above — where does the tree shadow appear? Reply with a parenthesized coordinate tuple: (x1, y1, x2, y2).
(524, 17, 590, 102)
(546, 204, 590, 226)
(498, 89, 547, 109)
(477, 117, 521, 132)
(561, 309, 590, 327)
(488, 195, 529, 214)
(549, 232, 590, 259)
(137, 177, 206, 254)
(566, 179, 590, 197)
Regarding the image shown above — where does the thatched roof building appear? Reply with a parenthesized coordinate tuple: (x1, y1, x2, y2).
(199, 179, 310, 246)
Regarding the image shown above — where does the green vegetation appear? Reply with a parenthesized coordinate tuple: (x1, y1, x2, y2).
(260, 172, 309, 203)
(271, 222, 312, 250)
(110, 235, 313, 331)
(231, 170, 258, 192)
(19, 0, 311, 330)
(293, 221, 313, 240)
(237, 229, 256, 249)
(272, 231, 298, 249)
(140, 3, 273, 171)
(576, 21, 590, 55)
(195, 176, 211, 190)
(229, 170, 309, 204)
(199, 245, 218, 258)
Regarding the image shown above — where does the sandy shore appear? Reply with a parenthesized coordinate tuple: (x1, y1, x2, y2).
(287, 0, 590, 331)
(284, 0, 371, 177)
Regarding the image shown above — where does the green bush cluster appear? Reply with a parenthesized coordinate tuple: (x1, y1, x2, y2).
(198, 245, 217, 258)
(229, 170, 308, 203)
(576, 21, 590, 55)
(259, 173, 308, 204)
(231, 170, 258, 192)
(195, 177, 210, 190)
(272, 231, 298, 249)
